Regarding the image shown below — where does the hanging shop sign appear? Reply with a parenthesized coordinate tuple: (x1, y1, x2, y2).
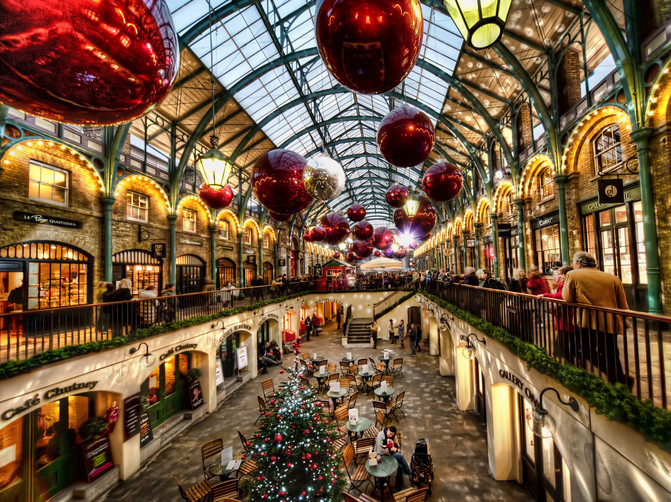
(139, 413, 153, 448)
(123, 394, 142, 440)
(217, 245, 234, 251)
(579, 183, 640, 216)
(531, 211, 559, 230)
(2, 381, 99, 421)
(159, 343, 197, 361)
(498, 368, 539, 408)
(83, 436, 114, 482)
(13, 211, 82, 229)
(151, 243, 167, 259)
(179, 238, 203, 246)
(278, 259, 286, 266)
(497, 224, 512, 238)
(220, 323, 253, 340)
(246, 255, 256, 264)
(189, 382, 204, 410)
(466, 239, 476, 248)
(597, 178, 625, 204)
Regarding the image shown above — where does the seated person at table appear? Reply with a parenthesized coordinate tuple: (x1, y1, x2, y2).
(375, 425, 411, 489)
(260, 341, 281, 370)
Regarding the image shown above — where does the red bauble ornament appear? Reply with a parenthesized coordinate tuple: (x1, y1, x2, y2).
(374, 250, 381, 257)
(378, 107, 435, 167)
(315, 0, 423, 94)
(352, 221, 374, 241)
(347, 204, 366, 222)
(198, 184, 233, 209)
(384, 247, 395, 258)
(252, 149, 313, 215)
(422, 161, 463, 202)
(275, 434, 283, 442)
(393, 247, 408, 259)
(303, 231, 313, 243)
(386, 185, 409, 208)
(372, 227, 394, 250)
(346, 251, 360, 262)
(269, 210, 292, 222)
(320, 212, 350, 245)
(0, 0, 179, 125)
(393, 196, 437, 237)
(311, 226, 327, 242)
(333, 252, 341, 259)
(352, 240, 374, 258)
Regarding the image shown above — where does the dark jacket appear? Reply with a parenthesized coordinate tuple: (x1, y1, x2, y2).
(463, 273, 479, 286)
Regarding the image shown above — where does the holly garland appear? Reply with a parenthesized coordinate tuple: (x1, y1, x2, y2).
(248, 337, 347, 501)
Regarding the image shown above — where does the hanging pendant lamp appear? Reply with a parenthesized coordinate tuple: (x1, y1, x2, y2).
(444, 0, 513, 49)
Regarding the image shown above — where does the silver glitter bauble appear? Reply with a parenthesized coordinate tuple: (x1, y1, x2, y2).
(302, 156, 345, 201)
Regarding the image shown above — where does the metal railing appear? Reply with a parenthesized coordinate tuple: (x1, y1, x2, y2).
(372, 279, 419, 319)
(424, 281, 670, 411)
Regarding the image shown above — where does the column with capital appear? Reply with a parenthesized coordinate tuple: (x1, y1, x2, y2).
(474, 222, 482, 270)
(490, 213, 499, 277)
(514, 198, 526, 272)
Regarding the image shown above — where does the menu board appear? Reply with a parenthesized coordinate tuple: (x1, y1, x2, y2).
(190, 382, 204, 410)
(83, 436, 114, 482)
(123, 394, 142, 441)
(139, 413, 153, 448)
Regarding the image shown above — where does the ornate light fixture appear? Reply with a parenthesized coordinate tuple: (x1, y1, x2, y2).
(404, 192, 420, 218)
(444, 0, 513, 49)
(129, 342, 155, 367)
(528, 387, 579, 438)
(460, 333, 486, 360)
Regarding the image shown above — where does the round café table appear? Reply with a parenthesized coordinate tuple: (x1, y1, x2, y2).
(365, 455, 398, 501)
(344, 416, 372, 442)
(326, 388, 348, 414)
(314, 371, 333, 392)
(207, 459, 237, 481)
(374, 386, 394, 403)
(358, 369, 377, 393)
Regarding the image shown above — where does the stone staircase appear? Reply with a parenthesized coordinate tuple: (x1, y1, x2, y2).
(346, 318, 373, 347)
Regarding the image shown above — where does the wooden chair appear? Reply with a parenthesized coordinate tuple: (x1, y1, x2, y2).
(315, 399, 332, 416)
(261, 379, 276, 401)
(344, 492, 380, 502)
(347, 391, 358, 410)
(353, 436, 376, 462)
(327, 362, 337, 373)
(301, 352, 310, 362)
(370, 373, 382, 389)
(334, 404, 349, 423)
(236, 459, 258, 479)
(238, 430, 249, 453)
(201, 438, 224, 480)
(376, 362, 386, 373)
(346, 363, 358, 376)
(382, 375, 394, 387)
(390, 358, 404, 377)
(393, 487, 430, 502)
(173, 474, 212, 502)
(255, 395, 271, 425)
(368, 357, 377, 368)
(362, 425, 379, 438)
(300, 376, 311, 388)
(388, 391, 406, 420)
(210, 479, 239, 501)
(357, 358, 368, 368)
(342, 443, 372, 492)
(372, 400, 391, 428)
(340, 360, 352, 373)
(327, 373, 340, 385)
(333, 431, 349, 451)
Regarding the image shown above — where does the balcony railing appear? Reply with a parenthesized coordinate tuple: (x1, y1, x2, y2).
(424, 281, 670, 412)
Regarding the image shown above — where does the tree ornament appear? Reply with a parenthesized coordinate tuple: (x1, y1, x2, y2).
(393, 247, 408, 259)
(0, 0, 179, 125)
(393, 196, 436, 237)
(319, 212, 350, 245)
(302, 156, 346, 201)
(377, 107, 435, 167)
(385, 185, 409, 208)
(372, 227, 394, 250)
(198, 184, 234, 209)
(422, 160, 463, 202)
(252, 149, 313, 215)
(347, 204, 366, 222)
(315, 0, 423, 94)
(352, 240, 374, 258)
(269, 210, 293, 222)
(333, 252, 341, 259)
(311, 226, 327, 242)
(303, 231, 314, 243)
(374, 250, 381, 257)
(352, 221, 374, 241)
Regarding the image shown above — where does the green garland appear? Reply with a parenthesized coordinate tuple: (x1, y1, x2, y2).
(0, 291, 311, 380)
(373, 291, 416, 320)
(419, 290, 671, 448)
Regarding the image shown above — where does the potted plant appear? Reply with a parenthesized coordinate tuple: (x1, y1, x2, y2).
(78, 416, 109, 442)
(186, 368, 202, 385)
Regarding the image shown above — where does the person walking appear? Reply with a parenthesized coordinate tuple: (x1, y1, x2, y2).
(562, 251, 631, 387)
(304, 315, 312, 341)
(388, 319, 396, 344)
(395, 320, 406, 348)
(161, 283, 178, 322)
(539, 266, 573, 359)
(336, 308, 342, 329)
(408, 323, 418, 356)
(370, 320, 378, 349)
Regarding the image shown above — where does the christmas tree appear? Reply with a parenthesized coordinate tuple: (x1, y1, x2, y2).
(248, 340, 346, 501)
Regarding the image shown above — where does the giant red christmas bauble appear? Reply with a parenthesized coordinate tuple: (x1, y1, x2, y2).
(198, 184, 233, 209)
(311, 226, 327, 242)
(333, 252, 341, 259)
(393, 247, 408, 259)
(0, 0, 179, 125)
(374, 250, 381, 257)
(346, 251, 360, 262)
(372, 227, 394, 250)
(303, 231, 313, 242)
(352, 221, 374, 241)
(422, 161, 463, 202)
(269, 210, 292, 222)
(347, 204, 366, 222)
(252, 149, 313, 215)
(384, 247, 395, 258)
(386, 185, 409, 208)
(393, 196, 436, 236)
(377, 107, 435, 167)
(320, 212, 350, 245)
(352, 240, 374, 258)
(315, 0, 423, 94)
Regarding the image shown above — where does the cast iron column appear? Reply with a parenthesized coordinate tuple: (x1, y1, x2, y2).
(238, 230, 244, 286)
(490, 214, 499, 277)
(554, 175, 570, 266)
(209, 223, 217, 282)
(474, 223, 482, 269)
(514, 198, 527, 272)
(168, 214, 177, 284)
(102, 197, 115, 282)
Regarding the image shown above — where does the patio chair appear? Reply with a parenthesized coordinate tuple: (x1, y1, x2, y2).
(388, 391, 406, 420)
(353, 436, 376, 462)
(390, 358, 404, 377)
(211, 479, 239, 501)
(343, 443, 372, 492)
(201, 438, 224, 480)
(238, 430, 249, 453)
(173, 474, 212, 502)
(261, 379, 276, 401)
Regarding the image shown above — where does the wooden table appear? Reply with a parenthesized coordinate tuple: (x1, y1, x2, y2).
(326, 388, 348, 413)
(365, 455, 398, 501)
(345, 416, 372, 442)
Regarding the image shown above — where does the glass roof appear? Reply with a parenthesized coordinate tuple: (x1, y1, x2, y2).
(169, 0, 464, 226)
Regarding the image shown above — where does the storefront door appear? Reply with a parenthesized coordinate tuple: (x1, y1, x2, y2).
(216, 258, 236, 288)
(112, 250, 163, 295)
(141, 353, 189, 429)
(176, 255, 205, 294)
(220, 333, 240, 379)
(503, 235, 519, 280)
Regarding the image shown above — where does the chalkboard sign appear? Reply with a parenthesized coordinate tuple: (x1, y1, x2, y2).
(123, 394, 142, 441)
(83, 436, 114, 482)
(190, 382, 204, 410)
(139, 413, 153, 448)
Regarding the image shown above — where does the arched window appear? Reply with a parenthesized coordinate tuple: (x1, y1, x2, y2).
(593, 124, 622, 174)
(539, 168, 555, 199)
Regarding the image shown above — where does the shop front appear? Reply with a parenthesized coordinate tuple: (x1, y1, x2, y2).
(176, 255, 205, 294)
(216, 257, 236, 288)
(498, 223, 519, 280)
(578, 184, 647, 311)
(112, 249, 163, 295)
(218, 326, 252, 384)
(263, 262, 273, 284)
(531, 212, 561, 276)
(141, 351, 193, 430)
(244, 255, 256, 286)
(483, 236, 494, 271)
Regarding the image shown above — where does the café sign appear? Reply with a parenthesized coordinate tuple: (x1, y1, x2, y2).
(2, 381, 98, 420)
(13, 211, 82, 229)
(159, 343, 198, 361)
(221, 323, 253, 340)
(498, 369, 539, 408)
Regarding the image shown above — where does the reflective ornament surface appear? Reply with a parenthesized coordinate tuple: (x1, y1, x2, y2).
(302, 156, 346, 201)
(320, 212, 350, 245)
(252, 149, 313, 215)
(372, 227, 394, 250)
(374, 250, 381, 257)
(422, 161, 463, 202)
(385, 185, 409, 208)
(352, 221, 374, 241)
(393, 247, 408, 259)
(269, 210, 293, 222)
(347, 203, 366, 222)
(311, 226, 327, 242)
(377, 107, 435, 167)
(0, 0, 179, 125)
(303, 231, 313, 242)
(315, 0, 423, 94)
(393, 196, 436, 237)
(352, 240, 374, 258)
(198, 184, 233, 209)
(333, 252, 341, 259)
(346, 251, 360, 262)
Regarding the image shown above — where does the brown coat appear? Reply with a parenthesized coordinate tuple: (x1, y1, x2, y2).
(562, 267, 628, 333)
